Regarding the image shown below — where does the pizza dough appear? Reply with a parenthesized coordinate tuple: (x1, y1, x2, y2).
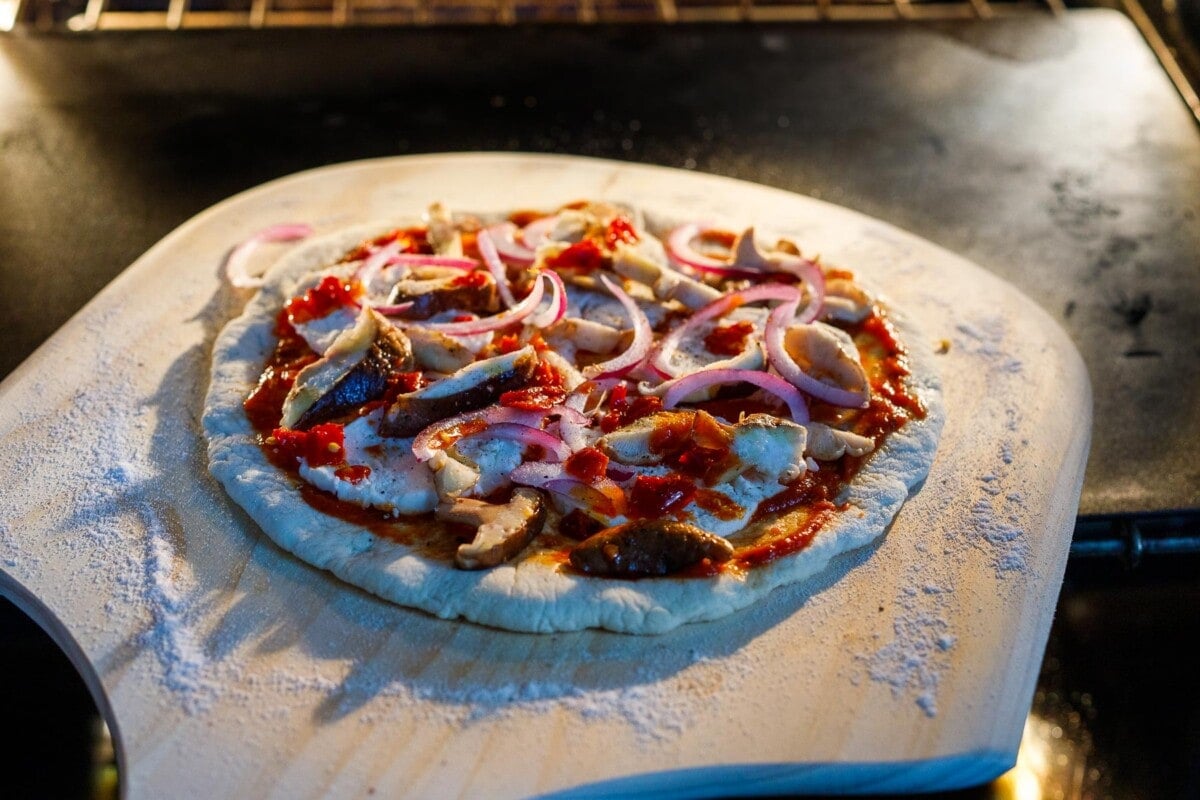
(203, 210, 944, 634)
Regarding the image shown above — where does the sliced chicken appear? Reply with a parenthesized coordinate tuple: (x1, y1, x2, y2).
(823, 278, 874, 324)
(804, 421, 875, 461)
(783, 321, 871, 408)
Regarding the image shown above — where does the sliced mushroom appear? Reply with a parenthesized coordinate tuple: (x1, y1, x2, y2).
(437, 488, 547, 570)
(405, 326, 475, 373)
(380, 346, 538, 437)
(569, 520, 734, 577)
(804, 421, 875, 461)
(783, 321, 871, 408)
(387, 273, 500, 320)
(281, 308, 414, 429)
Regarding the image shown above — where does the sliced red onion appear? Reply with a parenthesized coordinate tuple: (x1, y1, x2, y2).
(666, 222, 766, 279)
(387, 253, 478, 270)
(454, 422, 572, 462)
(478, 228, 519, 308)
(423, 272, 546, 335)
(549, 404, 593, 452)
(772, 255, 826, 324)
(371, 301, 415, 317)
(661, 367, 810, 423)
(521, 214, 560, 249)
(528, 269, 568, 328)
(412, 406, 548, 461)
(353, 240, 402, 289)
(765, 299, 869, 408)
(543, 478, 626, 517)
(582, 275, 654, 380)
(484, 222, 535, 268)
(225, 223, 314, 288)
(651, 283, 801, 378)
(512, 465, 626, 517)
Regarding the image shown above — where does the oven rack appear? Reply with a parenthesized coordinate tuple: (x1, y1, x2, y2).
(4, 0, 1062, 32)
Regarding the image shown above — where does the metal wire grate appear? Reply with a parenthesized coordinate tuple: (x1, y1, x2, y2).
(3, 0, 1063, 32)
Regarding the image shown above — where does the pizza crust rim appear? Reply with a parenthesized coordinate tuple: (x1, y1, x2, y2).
(203, 220, 945, 635)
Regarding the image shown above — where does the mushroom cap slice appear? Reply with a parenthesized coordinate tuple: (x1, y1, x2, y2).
(569, 519, 734, 577)
(437, 488, 547, 570)
(386, 274, 499, 320)
(379, 346, 537, 437)
(282, 309, 414, 430)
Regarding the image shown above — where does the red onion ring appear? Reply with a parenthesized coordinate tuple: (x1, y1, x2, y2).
(386, 253, 478, 270)
(528, 269, 568, 328)
(422, 271, 547, 335)
(511, 464, 626, 517)
(521, 214, 560, 249)
(354, 240, 403, 291)
(478, 228, 519, 308)
(412, 406, 547, 461)
(371, 301, 416, 316)
(543, 479, 627, 517)
(454, 422, 572, 462)
(765, 299, 869, 408)
(484, 222, 535, 268)
(582, 275, 654, 380)
(651, 283, 801, 378)
(549, 405, 592, 452)
(771, 255, 826, 324)
(225, 223, 314, 288)
(666, 222, 768, 279)
(661, 367, 810, 423)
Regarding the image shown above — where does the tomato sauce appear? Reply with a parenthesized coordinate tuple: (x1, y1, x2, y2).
(704, 320, 755, 356)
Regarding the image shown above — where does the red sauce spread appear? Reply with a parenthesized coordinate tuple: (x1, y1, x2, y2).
(284, 275, 361, 325)
(704, 321, 755, 356)
(627, 474, 697, 519)
(243, 313, 318, 433)
(545, 240, 606, 272)
(694, 488, 743, 521)
(565, 447, 609, 483)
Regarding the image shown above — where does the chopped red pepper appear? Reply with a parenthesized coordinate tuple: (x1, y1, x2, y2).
(545, 240, 606, 272)
(284, 275, 361, 325)
(267, 423, 346, 468)
(451, 270, 490, 289)
(599, 383, 664, 432)
(604, 217, 640, 250)
(565, 447, 610, 483)
(627, 474, 697, 519)
(703, 320, 756, 356)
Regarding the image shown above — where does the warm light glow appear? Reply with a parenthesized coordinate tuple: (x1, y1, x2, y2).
(0, 0, 20, 31)
(992, 715, 1053, 800)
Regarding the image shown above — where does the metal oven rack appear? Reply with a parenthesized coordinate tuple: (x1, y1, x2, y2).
(7, 0, 1064, 32)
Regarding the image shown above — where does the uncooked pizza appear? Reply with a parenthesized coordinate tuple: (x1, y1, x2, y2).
(203, 200, 943, 634)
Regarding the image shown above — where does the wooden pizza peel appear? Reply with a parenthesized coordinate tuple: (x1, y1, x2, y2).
(0, 154, 1091, 797)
